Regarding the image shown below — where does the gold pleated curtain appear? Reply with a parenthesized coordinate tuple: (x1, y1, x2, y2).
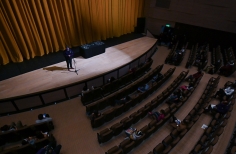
(0, 0, 145, 65)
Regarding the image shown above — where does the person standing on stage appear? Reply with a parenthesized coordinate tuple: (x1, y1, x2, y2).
(64, 47, 74, 71)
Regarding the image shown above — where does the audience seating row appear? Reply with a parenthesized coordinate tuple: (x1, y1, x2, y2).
(222, 47, 236, 76)
(210, 46, 223, 74)
(105, 70, 190, 153)
(191, 81, 235, 154)
(86, 64, 163, 115)
(164, 42, 179, 64)
(97, 67, 178, 142)
(81, 59, 154, 105)
(225, 119, 236, 154)
(1, 138, 51, 154)
(92, 66, 175, 129)
(0, 121, 54, 145)
(0, 121, 54, 154)
(150, 74, 206, 154)
(185, 44, 197, 68)
(169, 42, 188, 66)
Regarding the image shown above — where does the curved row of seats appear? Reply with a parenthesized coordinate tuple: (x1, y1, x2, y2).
(81, 59, 154, 105)
(151, 76, 220, 154)
(223, 47, 235, 65)
(222, 47, 236, 76)
(104, 70, 189, 153)
(91, 66, 175, 129)
(0, 121, 54, 154)
(86, 64, 163, 115)
(191, 81, 235, 154)
(210, 46, 223, 74)
(225, 120, 236, 154)
(185, 44, 197, 68)
(169, 42, 188, 66)
(164, 42, 179, 64)
(96, 67, 177, 143)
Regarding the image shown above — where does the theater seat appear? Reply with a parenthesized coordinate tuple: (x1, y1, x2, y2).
(105, 146, 123, 154)
(110, 123, 123, 136)
(120, 117, 133, 130)
(103, 108, 115, 122)
(91, 115, 104, 128)
(153, 143, 171, 154)
(97, 128, 113, 144)
(119, 139, 135, 154)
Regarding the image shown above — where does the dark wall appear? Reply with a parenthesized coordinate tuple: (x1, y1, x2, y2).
(175, 23, 236, 53)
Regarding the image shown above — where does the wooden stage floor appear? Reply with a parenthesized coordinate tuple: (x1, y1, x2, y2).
(0, 37, 157, 99)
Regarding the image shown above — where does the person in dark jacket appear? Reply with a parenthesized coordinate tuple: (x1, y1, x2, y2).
(204, 101, 230, 114)
(64, 47, 74, 71)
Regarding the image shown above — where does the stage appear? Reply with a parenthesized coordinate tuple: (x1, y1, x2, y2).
(0, 36, 157, 99)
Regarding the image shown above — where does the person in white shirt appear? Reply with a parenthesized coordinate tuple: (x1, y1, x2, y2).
(213, 86, 234, 99)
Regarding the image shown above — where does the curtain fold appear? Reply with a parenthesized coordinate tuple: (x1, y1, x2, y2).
(0, 0, 145, 65)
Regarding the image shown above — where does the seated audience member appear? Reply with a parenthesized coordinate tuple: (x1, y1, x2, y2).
(167, 91, 181, 104)
(204, 101, 230, 114)
(179, 82, 194, 92)
(107, 76, 116, 83)
(36, 143, 62, 154)
(90, 110, 101, 122)
(138, 84, 149, 93)
(130, 130, 143, 141)
(185, 71, 203, 82)
(35, 114, 52, 124)
(175, 119, 190, 131)
(22, 131, 55, 146)
(169, 116, 181, 127)
(152, 72, 163, 83)
(114, 96, 131, 106)
(1, 121, 24, 133)
(213, 86, 234, 99)
(125, 127, 143, 140)
(82, 84, 89, 93)
(148, 111, 165, 122)
(219, 60, 235, 75)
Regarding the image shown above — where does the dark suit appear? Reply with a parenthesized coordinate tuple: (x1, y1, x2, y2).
(63, 48, 74, 70)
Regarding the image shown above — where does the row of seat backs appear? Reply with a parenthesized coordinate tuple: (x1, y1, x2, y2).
(173, 42, 189, 66)
(98, 68, 185, 144)
(86, 64, 164, 115)
(1, 138, 51, 154)
(0, 121, 54, 145)
(211, 47, 223, 73)
(81, 59, 154, 105)
(223, 47, 235, 65)
(103, 70, 190, 153)
(168, 42, 188, 66)
(191, 83, 235, 154)
(185, 43, 198, 68)
(168, 76, 221, 153)
(152, 76, 218, 154)
(165, 42, 179, 64)
(91, 66, 176, 128)
(108, 70, 191, 153)
(183, 76, 220, 130)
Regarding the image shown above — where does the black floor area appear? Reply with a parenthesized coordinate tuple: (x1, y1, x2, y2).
(0, 33, 144, 81)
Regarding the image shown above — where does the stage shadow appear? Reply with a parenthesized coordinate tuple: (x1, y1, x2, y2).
(43, 66, 67, 71)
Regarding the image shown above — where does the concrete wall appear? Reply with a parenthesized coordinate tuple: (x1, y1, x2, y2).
(145, 0, 236, 35)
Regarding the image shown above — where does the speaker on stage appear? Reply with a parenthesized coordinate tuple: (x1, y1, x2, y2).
(135, 17, 146, 33)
